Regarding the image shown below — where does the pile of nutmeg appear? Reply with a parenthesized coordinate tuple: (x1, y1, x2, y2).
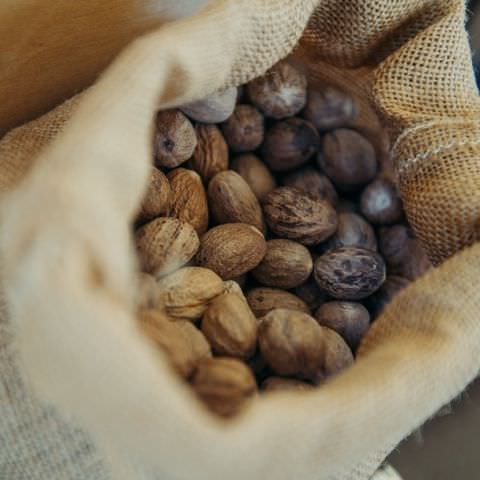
(134, 61, 430, 417)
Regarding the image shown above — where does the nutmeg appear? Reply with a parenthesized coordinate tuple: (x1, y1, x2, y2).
(360, 178, 403, 225)
(167, 168, 209, 235)
(293, 278, 329, 312)
(303, 86, 358, 130)
(262, 377, 314, 392)
(154, 109, 197, 168)
(223, 280, 248, 302)
(261, 118, 320, 172)
(230, 154, 276, 201)
(318, 129, 377, 191)
(314, 301, 370, 350)
(314, 247, 386, 300)
(196, 223, 267, 279)
(136, 167, 172, 223)
(180, 87, 237, 123)
(221, 104, 264, 152)
(201, 293, 258, 359)
(175, 321, 212, 362)
(263, 187, 337, 245)
(207, 170, 264, 232)
(246, 288, 310, 317)
(135, 217, 199, 278)
(252, 239, 313, 289)
(246, 62, 307, 119)
(190, 124, 229, 183)
(191, 357, 257, 417)
(365, 275, 410, 319)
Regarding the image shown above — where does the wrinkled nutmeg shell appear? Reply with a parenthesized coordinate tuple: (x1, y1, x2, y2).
(221, 104, 264, 152)
(360, 178, 403, 225)
(180, 87, 237, 123)
(252, 239, 313, 289)
(154, 109, 197, 168)
(196, 223, 267, 279)
(365, 275, 410, 319)
(191, 357, 257, 417)
(246, 288, 310, 318)
(263, 186, 338, 245)
(246, 62, 307, 119)
(314, 247, 386, 300)
(137, 167, 172, 223)
(261, 118, 320, 172)
(262, 377, 314, 393)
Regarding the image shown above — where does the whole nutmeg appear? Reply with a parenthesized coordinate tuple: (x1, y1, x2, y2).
(323, 212, 377, 252)
(136, 167, 172, 223)
(365, 275, 410, 319)
(246, 62, 307, 119)
(314, 247, 386, 300)
(180, 87, 237, 123)
(302, 86, 358, 130)
(258, 309, 325, 380)
(135, 217, 199, 278)
(191, 357, 257, 417)
(247, 288, 310, 318)
(261, 118, 320, 172)
(208, 170, 264, 232)
(262, 377, 314, 393)
(223, 280, 248, 302)
(154, 109, 197, 168)
(294, 278, 329, 312)
(221, 104, 264, 152)
(360, 178, 403, 225)
(154, 267, 224, 320)
(319, 129, 377, 191)
(230, 154, 276, 201)
(263, 187, 338, 245)
(252, 239, 313, 289)
(190, 124, 229, 183)
(175, 320, 212, 362)
(168, 168, 209, 235)
(314, 301, 370, 350)
(201, 293, 258, 358)
(196, 223, 267, 279)
(135, 273, 157, 310)
(282, 166, 338, 205)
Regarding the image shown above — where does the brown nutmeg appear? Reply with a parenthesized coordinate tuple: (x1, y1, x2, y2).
(318, 129, 377, 191)
(360, 178, 403, 225)
(168, 168, 209, 235)
(303, 86, 358, 131)
(258, 309, 325, 380)
(261, 118, 320, 172)
(196, 223, 267, 279)
(293, 278, 329, 312)
(180, 87, 237, 123)
(252, 239, 313, 289)
(246, 288, 310, 318)
(282, 166, 338, 205)
(201, 293, 258, 359)
(175, 321, 212, 362)
(246, 62, 307, 119)
(314, 247, 386, 300)
(365, 275, 410, 319)
(230, 154, 277, 201)
(314, 301, 370, 350)
(207, 170, 264, 232)
(263, 187, 337, 245)
(135, 217, 199, 278)
(190, 124, 229, 183)
(192, 357, 257, 417)
(262, 377, 314, 393)
(136, 167, 172, 223)
(154, 109, 197, 168)
(221, 104, 264, 152)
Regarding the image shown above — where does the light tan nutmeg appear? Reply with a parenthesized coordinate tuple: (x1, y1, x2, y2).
(246, 287, 310, 318)
(167, 168, 209, 235)
(180, 87, 237, 123)
(136, 167, 172, 223)
(154, 109, 197, 168)
(196, 223, 267, 279)
(136, 217, 199, 278)
(201, 293, 258, 359)
(252, 239, 313, 289)
(190, 124, 229, 183)
(154, 266, 224, 321)
(208, 170, 264, 232)
(230, 154, 276, 201)
(191, 357, 257, 417)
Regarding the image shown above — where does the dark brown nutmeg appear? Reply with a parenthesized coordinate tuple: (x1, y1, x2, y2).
(154, 109, 197, 168)
(261, 118, 320, 172)
(221, 104, 264, 152)
(318, 129, 377, 191)
(360, 178, 403, 225)
(365, 275, 410, 319)
(246, 62, 307, 119)
(294, 278, 329, 312)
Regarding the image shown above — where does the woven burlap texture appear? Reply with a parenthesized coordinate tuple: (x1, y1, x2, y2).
(1, 1, 480, 479)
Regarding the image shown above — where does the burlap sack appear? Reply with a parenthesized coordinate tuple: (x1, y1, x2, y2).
(1, 1, 480, 479)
